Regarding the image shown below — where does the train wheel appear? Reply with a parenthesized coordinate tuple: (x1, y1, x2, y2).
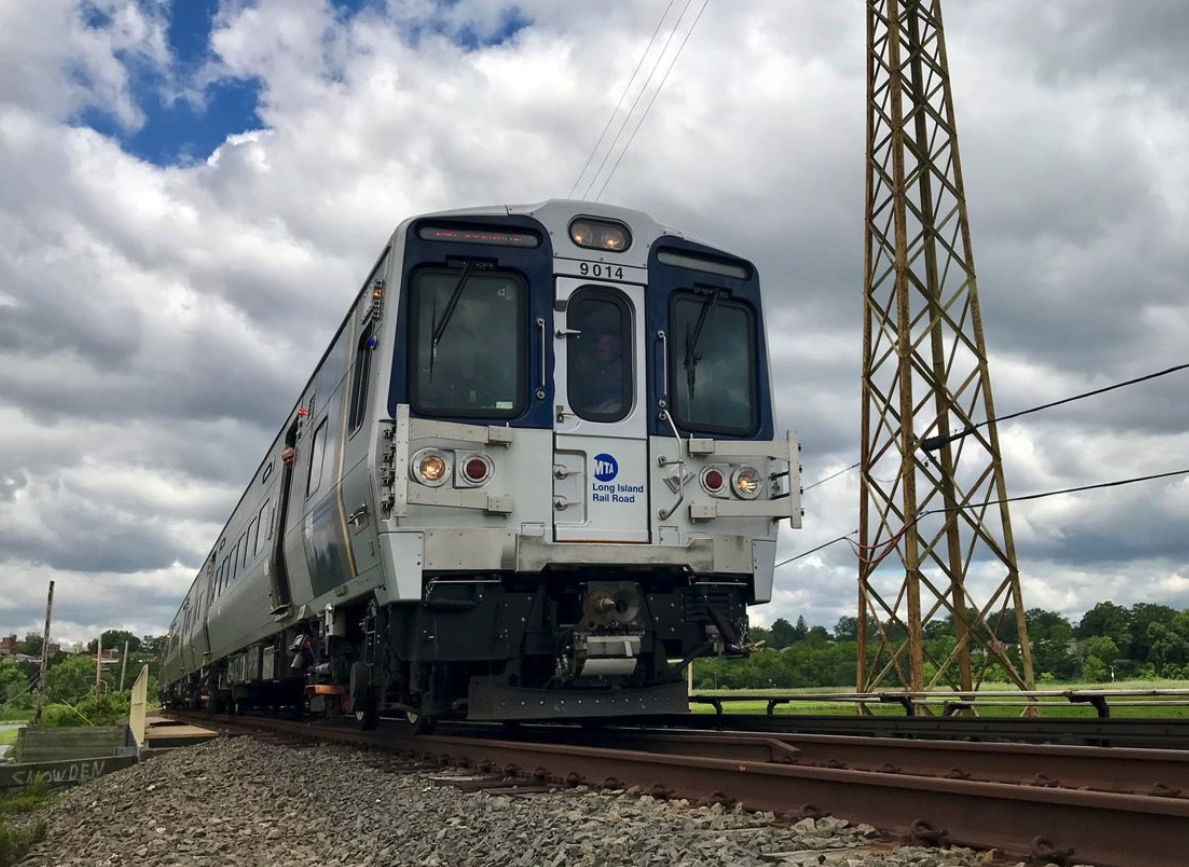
(349, 661, 379, 730)
(403, 709, 436, 735)
(352, 690, 379, 731)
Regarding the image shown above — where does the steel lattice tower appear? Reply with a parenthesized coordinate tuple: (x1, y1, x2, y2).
(858, 0, 1034, 695)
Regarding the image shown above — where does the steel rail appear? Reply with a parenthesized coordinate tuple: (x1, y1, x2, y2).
(166, 712, 1189, 866)
(522, 728, 1189, 796)
(634, 712, 1189, 748)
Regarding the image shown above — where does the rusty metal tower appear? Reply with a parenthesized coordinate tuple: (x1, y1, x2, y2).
(858, 0, 1034, 695)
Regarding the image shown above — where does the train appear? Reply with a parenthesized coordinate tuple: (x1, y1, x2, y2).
(159, 199, 801, 731)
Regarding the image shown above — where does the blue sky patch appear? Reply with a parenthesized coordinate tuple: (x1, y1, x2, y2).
(77, 0, 531, 166)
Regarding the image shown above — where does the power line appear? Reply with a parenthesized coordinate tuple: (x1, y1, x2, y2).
(797, 363, 1188, 493)
(594, 0, 711, 202)
(803, 462, 860, 492)
(774, 532, 858, 569)
(568, 0, 680, 199)
(921, 362, 1189, 452)
(775, 466, 1189, 571)
(582, 0, 697, 200)
(920, 467, 1189, 515)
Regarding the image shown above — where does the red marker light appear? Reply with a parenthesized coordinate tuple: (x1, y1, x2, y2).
(464, 457, 491, 484)
(702, 469, 725, 493)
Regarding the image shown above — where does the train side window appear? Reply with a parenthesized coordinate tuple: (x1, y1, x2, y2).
(567, 288, 632, 423)
(231, 541, 241, 582)
(242, 527, 253, 569)
(306, 418, 328, 497)
(409, 268, 526, 418)
(260, 499, 272, 543)
(247, 517, 260, 559)
(221, 557, 229, 590)
(348, 322, 374, 435)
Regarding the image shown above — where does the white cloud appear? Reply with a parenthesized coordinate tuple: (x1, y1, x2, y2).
(1, 0, 1187, 641)
(0, 0, 171, 131)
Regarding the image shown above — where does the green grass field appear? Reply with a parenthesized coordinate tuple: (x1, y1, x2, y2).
(689, 680, 1189, 718)
(0, 730, 19, 748)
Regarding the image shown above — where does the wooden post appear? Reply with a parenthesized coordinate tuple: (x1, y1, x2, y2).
(119, 641, 129, 692)
(95, 634, 103, 700)
(32, 580, 55, 727)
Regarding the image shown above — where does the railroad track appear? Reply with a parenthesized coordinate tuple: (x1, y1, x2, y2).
(166, 711, 1188, 867)
(639, 712, 1189, 750)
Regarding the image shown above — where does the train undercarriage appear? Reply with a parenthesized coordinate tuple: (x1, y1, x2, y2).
(163, 569, 750, 732)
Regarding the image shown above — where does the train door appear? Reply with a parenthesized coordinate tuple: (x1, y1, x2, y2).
(200, 557, 214, 664)
(552, 278, 649, 542)
(267, 421, 298, 611)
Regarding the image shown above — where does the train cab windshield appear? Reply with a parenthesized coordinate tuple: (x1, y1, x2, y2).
(409, 267, 526, 417)
(671, 291, 757, 435)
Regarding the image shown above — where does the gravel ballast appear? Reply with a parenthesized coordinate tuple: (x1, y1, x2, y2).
(16, 736, 1074, 866)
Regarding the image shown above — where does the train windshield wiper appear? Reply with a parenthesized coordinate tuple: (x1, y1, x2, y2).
(683, 289, 722, 398)
(429, 260, 475, 379)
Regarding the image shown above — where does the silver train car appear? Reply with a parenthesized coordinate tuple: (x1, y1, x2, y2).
(160, 199, 801, 729)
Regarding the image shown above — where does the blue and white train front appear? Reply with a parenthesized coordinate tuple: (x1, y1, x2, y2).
(364, 200, 800, 721)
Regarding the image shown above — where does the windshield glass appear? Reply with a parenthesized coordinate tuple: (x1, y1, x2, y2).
(670, 293, 756, 435)
(410, 268, 525, 417)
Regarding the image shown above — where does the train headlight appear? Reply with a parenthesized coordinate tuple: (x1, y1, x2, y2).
(569, 218, 631, 253)
(412, 449, 450, 487)
(731, 466, 762, 500)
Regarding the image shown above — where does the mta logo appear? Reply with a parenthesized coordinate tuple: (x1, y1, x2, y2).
(593, 453, 619, 483)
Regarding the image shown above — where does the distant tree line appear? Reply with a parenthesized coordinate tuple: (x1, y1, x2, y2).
(693, 601, 1189, 690)
(1, 629, 166, 718)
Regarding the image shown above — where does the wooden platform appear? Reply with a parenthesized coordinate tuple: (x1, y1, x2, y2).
(143, 716, 219, 750)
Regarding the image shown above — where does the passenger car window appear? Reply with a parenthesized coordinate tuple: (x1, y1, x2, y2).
(307, 418, 328, 497)
(567, 289, 632, 423)
(348, 322, 374, 434)
(410, 268, 525, 417)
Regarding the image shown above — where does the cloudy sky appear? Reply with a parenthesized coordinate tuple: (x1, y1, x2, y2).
(1, 0, 1187, 646)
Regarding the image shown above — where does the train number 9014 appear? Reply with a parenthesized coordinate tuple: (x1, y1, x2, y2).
(578, 262, 624, 280)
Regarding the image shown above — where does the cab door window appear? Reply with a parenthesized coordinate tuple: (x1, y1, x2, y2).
(567, 289, 632, 423)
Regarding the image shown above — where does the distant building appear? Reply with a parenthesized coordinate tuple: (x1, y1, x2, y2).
(0, 634, 16, 656)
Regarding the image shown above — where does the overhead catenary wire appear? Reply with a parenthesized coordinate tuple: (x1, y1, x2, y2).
(567, 0, 681, 199)
(921, 362, 1189, 452)
(581, 0, 699, 200)
(593, 0, 712, 202)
